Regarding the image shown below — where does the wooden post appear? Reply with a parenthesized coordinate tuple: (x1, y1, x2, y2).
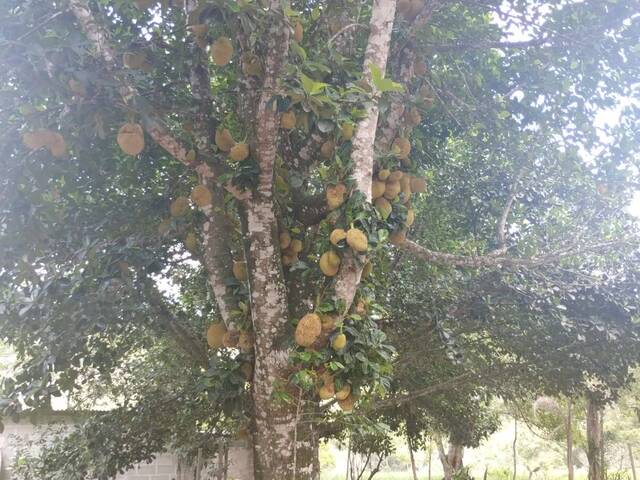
(512, 418, 518, 480)
(567, 400, 574, 480)
(629, 444, 637, 480)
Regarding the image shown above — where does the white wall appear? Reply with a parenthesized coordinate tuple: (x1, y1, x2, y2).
(0, 417, 254, 480)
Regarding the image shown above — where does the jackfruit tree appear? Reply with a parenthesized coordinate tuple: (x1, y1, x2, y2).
(1, 0, 639, 478)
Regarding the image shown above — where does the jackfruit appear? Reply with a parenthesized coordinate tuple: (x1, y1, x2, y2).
(290, 239, 303, 253)
(185, 232, 198, 253)
(346, 228, 368, 252)
(280, 111, 296, 130)
(400, 176, 412, 199)
(321, 314, 337, 332)
(295, 313, 322, 347)
(282, 252, 298, 266)
(326, 183, 346, 210)
(222, 330, 239, 348)
(414, 59, 428, 76)
(332, 333, 347, 351)
(340, 122, 354, 140)
(320, 140, 335, 159)
(388, 170, 404, 182)
(318, 385, 334, 400)
(233, 261, 248, 282)
(122, 52, 147, 69)
(330, 228, 347, 246)
(229, 143, 249, 162)
(117, 123, 145, 156)
(207, 323, 227, 348)
(190, 24, 208, 36)
(392, 137, 411, 159)
(215, 128, 235, 151)
(293, 21, 304, 43)
(408, 0, 424, 19)
(280, 231, 292, 250)
(170, 196, 190, 217)
(384, 181, 401, 200)
(406, 106, 421, 126)
(211, 37, 233, 66)
(356, 300, 367, 315)
(374, 197, 392, 219)
(338, 394, 355, 412)
(47, 132, 66, 157)
(319, 251, 340, 276)
(335, 384, 351, 401)
(378, 169, 391, 181)
(397, 0, 411, 14)
(241, 53, 262, 76)
(240, 362, 253, 381)
(157, 218, 172, 236)
(405, 209, 415, 227)
(389, 229, 407, 245)
(372, 180, 386, 200)
(191, 184, 213, 207)
(362, 261, 373, 278)
(410, 176, 426, 193)
(238, 330, 254, 351)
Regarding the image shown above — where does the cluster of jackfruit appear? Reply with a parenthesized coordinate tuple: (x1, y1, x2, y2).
(292, 312, 354, 410)
(280, 229, 304, 266)
(207, 322, 254, 353)
(316, 371, 354, 411)
(22, 128, 66, 157)
(211, 37, 233, 66)
(215, 128, 250, 162)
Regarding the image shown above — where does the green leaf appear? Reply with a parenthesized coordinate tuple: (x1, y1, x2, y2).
(300, 73, 329, 96)
(369, 64, 404, 93)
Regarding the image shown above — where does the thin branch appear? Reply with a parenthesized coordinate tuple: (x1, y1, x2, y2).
(400, 238, 630, 269)
(328, 23, 367, 47)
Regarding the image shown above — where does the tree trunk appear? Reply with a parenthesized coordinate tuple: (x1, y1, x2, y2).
(407, 433, 419, 480)
(629, 444, 637, 480)
(567, 400, 574, 480)
(438, 438, 464, 480)
(428, 441, 432, 480)
(587, 398, 605, 480)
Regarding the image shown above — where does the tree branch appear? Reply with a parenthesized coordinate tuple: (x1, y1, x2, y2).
(400, 239, 630, 269)
(496, 167, 526, 251)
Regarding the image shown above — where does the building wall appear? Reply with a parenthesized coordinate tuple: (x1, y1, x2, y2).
(0, 416, 254, 480)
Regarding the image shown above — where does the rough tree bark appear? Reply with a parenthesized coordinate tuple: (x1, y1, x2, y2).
(587, 398, 605, 480)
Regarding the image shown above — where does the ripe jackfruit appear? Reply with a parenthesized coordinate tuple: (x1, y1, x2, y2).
(388, 170, 404, 182)
(346, 228, 368, 252)
(117, 123, 145, 156)
(229, 143, 249, 162)
(319, 251, 340, 276)
(215, 128, 235, 152)
(372, 180, 386, 200)
(338, 394, 355, 412)
(330, 229, 347, 246)
(320, 140, 335, 159)
(280, 231, 292, 250)
(211, 37, 233, 66)
(241, 53, 262, 77)
(384, 181, 401, 200)
(191, 184, 213, 207)
(233, 261, 248, 282)
(405, 106, 421, 127)
(378, 169, 391, 181)
(321, 314, 337, 332)
(207, 323, 227, 348)
(318, 385, 334, 400)
(222, 330, 239, 348)
(392, 137, 411, 159)
(170, 196, 190, 217)
(238, 330, 254, 352)
(335, 384, 351, 401)
(389, 229, 407, 245)
(295, 313, 322, 347)
(410, 177, 426, 193)
(190, 24, 208, 36)
(280, 111, 296, 130)
(374, 197, 392, 220)
(326, 183, 346, 210)
(414, 59, 428, 76)
(293, 21, 304, 43)
(290, 239, 303, 253)
(332, 333, 347, 351)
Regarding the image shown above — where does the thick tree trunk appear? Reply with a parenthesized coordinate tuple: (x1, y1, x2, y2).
(587, 398, 605, 480)
(438, 438, 464, 480)
(567, 400, 574, 480)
